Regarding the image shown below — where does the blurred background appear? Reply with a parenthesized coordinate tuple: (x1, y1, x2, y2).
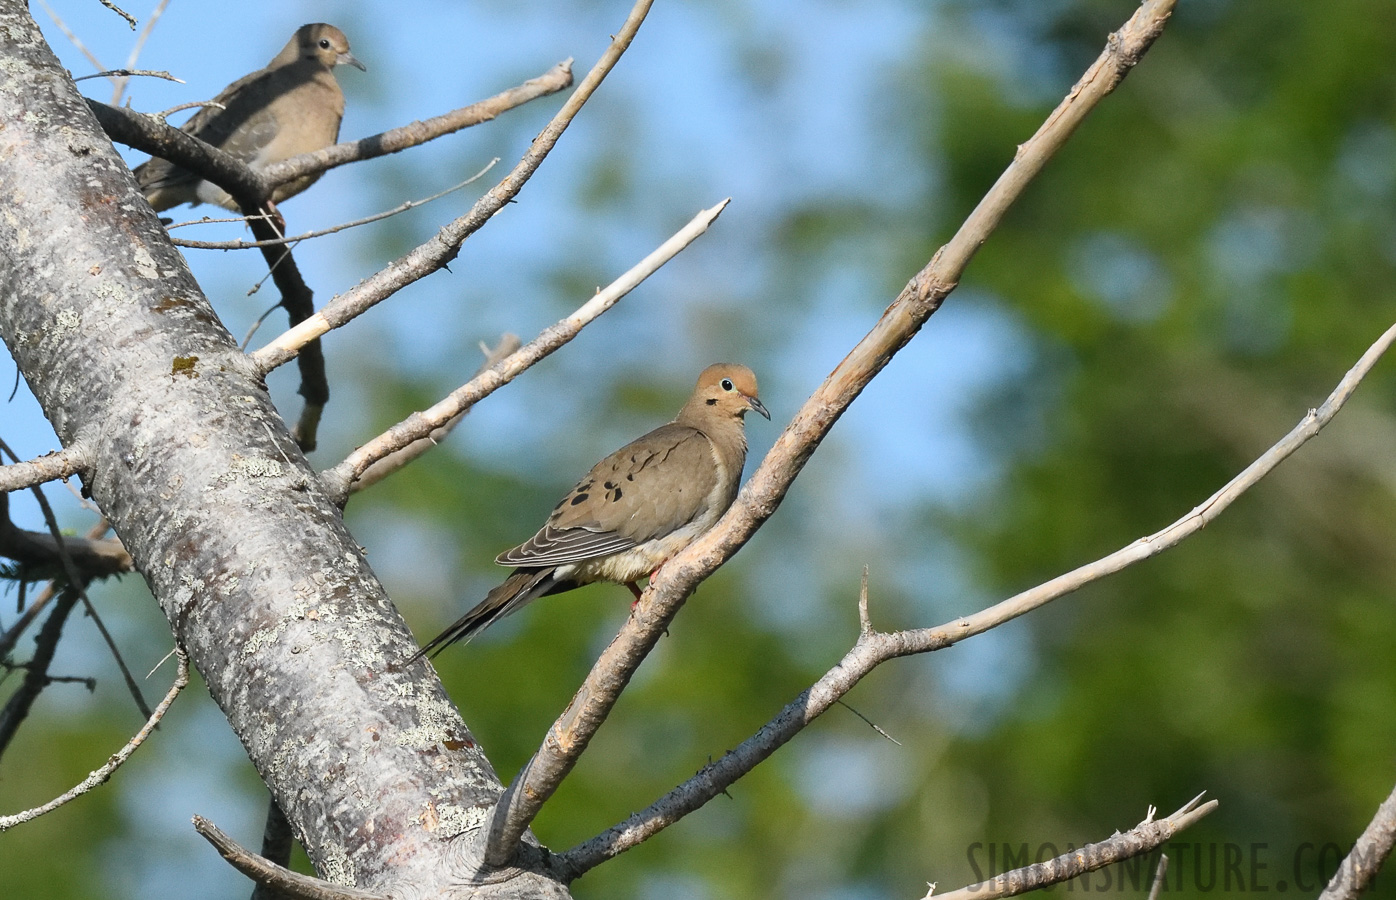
(4, 0, 1396, 897)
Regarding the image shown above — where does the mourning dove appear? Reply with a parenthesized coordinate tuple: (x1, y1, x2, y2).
(411, 364, 770, 659)
(133, 23, 365, 212)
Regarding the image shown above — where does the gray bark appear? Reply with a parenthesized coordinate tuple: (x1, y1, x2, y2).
(0, 4, 567, 897)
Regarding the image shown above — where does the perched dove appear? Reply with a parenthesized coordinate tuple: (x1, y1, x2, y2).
(133, 23, 365, 212)
(412, 364, 770, 659)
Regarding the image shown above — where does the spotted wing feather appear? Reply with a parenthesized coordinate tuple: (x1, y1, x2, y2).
(495, 424, 719, 568)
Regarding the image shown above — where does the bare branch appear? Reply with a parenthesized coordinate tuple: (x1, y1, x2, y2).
(0, 492, 130, 579)
(98, 0, 137, 30)
(0, 517, 112, 662)
(192, 816, 388, 900)
(251, 5, 653, 376)
(930, 796, 1216, 900)
(111, 0, 172, 105)
(496, 0, 1181, 870)
(0, 648, 187, 831)
(0, 586, 82, 762)
(1319, 780, 1396, 900)
(73, 67, 180, 85)
(258, 60, 575, 190)
(560, 309, 1396, 872)
(89, 99, 265, 199)
(170, 162, 500, 250)
(350, 334, 522, 495)
(91, 61, 572, 215)
(320, 197, 727, 503)
(0, 443, 90, 494)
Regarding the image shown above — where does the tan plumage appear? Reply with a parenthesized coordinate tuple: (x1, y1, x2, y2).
(133, 23, 365, 212)
(412, 364, 770, 659)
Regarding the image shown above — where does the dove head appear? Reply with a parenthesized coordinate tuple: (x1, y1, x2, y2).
(290, 24, 367, 72)
(679, 364, 770, 427)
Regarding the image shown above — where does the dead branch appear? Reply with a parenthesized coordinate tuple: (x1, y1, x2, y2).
(0, 517, 113, 662)
(0, 648, 188, 830)
(0, 443, 90, 494)
(929, 796, 1216, 900)
(258, 60, 575, 189)
(350, 334, 522, 495)
(170, 162, 499, 250)
(192, 816, 388, 900)
(89, 60, 573, 212)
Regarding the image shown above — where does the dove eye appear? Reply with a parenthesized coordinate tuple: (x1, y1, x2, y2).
(319, 38, 331, 49)
(720, 378, 734, 391)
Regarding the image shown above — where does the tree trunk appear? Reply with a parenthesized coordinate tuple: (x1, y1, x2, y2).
(0, 4, 567, 896)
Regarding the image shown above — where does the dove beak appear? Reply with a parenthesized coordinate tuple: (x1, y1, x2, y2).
(340, 52, 367, 72)
(744, 395, 771, 420)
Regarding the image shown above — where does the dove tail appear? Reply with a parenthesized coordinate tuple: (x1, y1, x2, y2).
(404, 568, 571, 664)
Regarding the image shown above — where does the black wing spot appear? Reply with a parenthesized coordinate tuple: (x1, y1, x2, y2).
(612, 488, 623, 500)
(571, 493, 589, 505)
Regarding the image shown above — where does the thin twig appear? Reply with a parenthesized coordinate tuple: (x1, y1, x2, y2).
(171, 161, 499, 250)
(350, 334, 522, 494)
(504, 0, 1181, 872)
(166, 212, 279, 230)
(154, 99, 223, 121)
(0, 648, 187, 831)
(192, 816, 388, 900)
(1318, 780, 1396, 900)
(99, 0, 137, 30)
(559, 308, 1396, 874)
(73, 68, 180, 85)
(930, 797, 1216, 900)
(257, 61, 574, 192)
(320, 195, 723, 502)
(0, 586, 82, 762)
(833, 699, 900, 746)
(0, 443, 90, 493)
(111, 0, 172, 105)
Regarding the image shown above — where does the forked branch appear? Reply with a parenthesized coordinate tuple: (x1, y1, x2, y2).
(483, 0, 1181, 870)
(561, 312, 1396, 872)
